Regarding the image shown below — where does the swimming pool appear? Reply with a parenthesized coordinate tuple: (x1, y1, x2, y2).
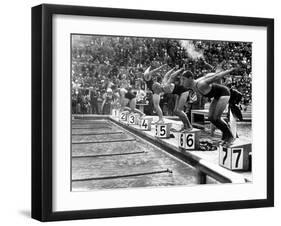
(72, 119, 201, 191)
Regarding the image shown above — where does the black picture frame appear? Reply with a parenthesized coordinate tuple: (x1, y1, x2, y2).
(32, 3, 274, 222)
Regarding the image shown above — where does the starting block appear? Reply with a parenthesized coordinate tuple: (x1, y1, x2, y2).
(112, 109, 120, 118)
(127, 113, 140, 125)
(219, 139, 251, 171)
(155, 123, 172, 138)
(139, 118, 153, 131)
(178, 128, 200, 150)
(119, 111, 129, 124)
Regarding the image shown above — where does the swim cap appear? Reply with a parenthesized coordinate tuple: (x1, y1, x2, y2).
(182, 70, 194, 79)
(152, 82, 163, 94)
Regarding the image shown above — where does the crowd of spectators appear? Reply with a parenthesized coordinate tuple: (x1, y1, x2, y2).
(71, 35, 252, 115)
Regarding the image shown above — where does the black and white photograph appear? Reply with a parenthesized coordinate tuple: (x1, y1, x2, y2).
(71, 34, 252, 191)
(30, 3, 274, 221)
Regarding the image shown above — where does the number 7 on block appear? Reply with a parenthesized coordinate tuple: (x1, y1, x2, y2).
(232, 148, 243, 170)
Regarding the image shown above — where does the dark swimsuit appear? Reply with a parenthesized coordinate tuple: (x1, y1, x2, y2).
(125, 91, 136, 100)
(146, 79, 153, 91)
(172, 85, 191, 96)
(196, 83, 230, 99)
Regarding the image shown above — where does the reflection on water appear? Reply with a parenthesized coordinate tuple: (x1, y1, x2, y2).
(72, 120, 200, 191)
(236, 123, 252, 140)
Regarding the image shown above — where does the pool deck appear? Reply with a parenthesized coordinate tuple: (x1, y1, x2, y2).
(74, 114, 252, 182)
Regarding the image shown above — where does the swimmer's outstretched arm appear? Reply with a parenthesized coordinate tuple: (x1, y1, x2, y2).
(144, 64, 167, 80)
(162, 67, 176, 84)
(166, 68, 184, 84)
(202, 59, 214, 71)
(203, 68, 236, 84)
(150, 64, 167, 74)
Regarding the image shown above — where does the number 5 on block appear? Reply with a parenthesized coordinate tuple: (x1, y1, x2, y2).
(155, 123, 172, 138)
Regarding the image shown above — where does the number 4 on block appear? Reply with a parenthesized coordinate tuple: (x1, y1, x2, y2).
(139, 118, 152, 131)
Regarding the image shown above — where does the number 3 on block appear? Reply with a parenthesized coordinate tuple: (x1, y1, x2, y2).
(128, 114, 135, 124)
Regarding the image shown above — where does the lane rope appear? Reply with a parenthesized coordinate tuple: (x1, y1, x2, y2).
(72, 138, 136, 144)
(72, 151, 146, 158)
(72, 127, 111, 130)
(72, 168, 173, 182)
(72, 131, 123, 136)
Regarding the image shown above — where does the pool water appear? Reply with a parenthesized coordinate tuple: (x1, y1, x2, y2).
(72, 119, 202, 191)
(236, 123, 252, 140)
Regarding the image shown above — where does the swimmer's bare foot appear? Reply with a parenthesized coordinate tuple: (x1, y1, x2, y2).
(181, 127, 193, 132)
(138, 113, 145, 118)
(171, 126, 193, 132)
(222, 136, 236, 147)
(155, 119, 164, 124)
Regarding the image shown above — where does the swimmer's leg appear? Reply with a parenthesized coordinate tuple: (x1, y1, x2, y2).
(153, 93, 164, 123)
(120, 98, 130, 112)
(129, 98, 145, 117)
(208, 96, 234, 144)
(174, 91, 193, 130)
(210, 123, 216, 137)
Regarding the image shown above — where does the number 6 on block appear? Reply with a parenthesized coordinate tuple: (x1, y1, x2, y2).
(178, 129, 200, 150)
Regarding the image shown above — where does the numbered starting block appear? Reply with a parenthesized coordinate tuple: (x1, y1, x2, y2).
(219, 139, 251, 171)
(178, 128, 200, 150)
(139, 118, 153, 131)
(119, 111, 129, 124)
(155, 123, 172, 138)
(127, 113, 140, 125)
(112, 109, 120, 118)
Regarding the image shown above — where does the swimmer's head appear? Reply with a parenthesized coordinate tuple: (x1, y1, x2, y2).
(182, 70, 194, 79)
(152, 82, 163, 94)
(181, 70, 194, 87)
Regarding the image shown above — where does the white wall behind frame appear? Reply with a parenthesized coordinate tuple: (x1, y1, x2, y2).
(0, 0, 279, 226)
